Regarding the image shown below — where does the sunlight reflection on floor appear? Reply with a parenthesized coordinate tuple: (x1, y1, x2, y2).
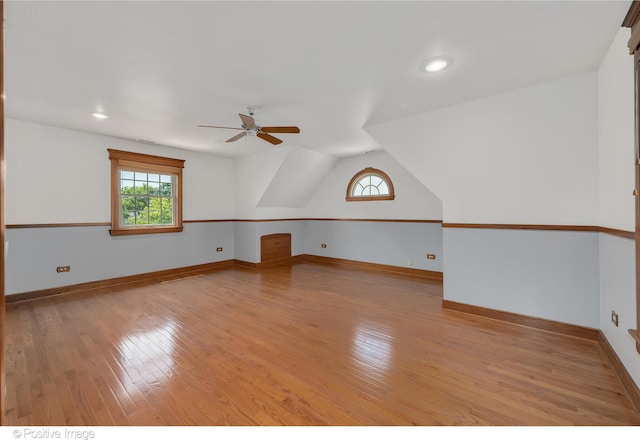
(351, 322, 394, 381)
(115, 320, 178, 396)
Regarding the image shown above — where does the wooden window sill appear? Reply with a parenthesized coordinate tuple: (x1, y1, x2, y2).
(110, 226, 183, 236)
(345, 195, 395, 202)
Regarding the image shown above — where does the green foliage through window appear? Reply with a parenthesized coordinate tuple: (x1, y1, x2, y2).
(120, 171, 174, 226)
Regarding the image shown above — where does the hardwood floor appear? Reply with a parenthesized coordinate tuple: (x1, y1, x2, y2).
(4, 263, 640, 425)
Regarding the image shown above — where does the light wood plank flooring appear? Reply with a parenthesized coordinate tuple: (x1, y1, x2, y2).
(4, 263, 640, 425)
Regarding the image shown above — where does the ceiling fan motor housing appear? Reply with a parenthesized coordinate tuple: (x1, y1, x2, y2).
(198, 107, 299, 145)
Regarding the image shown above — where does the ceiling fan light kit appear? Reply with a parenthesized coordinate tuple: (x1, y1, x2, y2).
(198, 107, 300, 146)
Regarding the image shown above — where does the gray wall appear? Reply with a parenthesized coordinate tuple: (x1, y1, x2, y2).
(6, 219, 442, 295)
(5, 222, 235, 295)
(599, 233, 640, 386)
(303, 220, 443, 272)
(233, 221, 260, 263)
(443, 227, 600, 328)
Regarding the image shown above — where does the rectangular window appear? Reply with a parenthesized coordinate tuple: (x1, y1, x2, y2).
(108, 149, 185, 236)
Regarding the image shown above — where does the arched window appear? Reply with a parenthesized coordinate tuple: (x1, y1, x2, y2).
(346, 167, 395, 202)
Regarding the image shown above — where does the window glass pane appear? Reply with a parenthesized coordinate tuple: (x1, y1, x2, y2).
(359, 176, 370, 188)
(127, 211, 137, 225)
(147, 196, 159, 209)
(378, 181, 389, 195)
(121, 195, 135, 211)
(148, 211, 162, 224)
(134, 172, 148, 181)
(160, 211, 173, 224)
(355, 176, 377, 196)
(161, 198, 173, 210)
(370, 176, 383, 187)
(121, 171, 134, 180)
(136, 209, 149, 225)
(368, 185, 381, 195)
(120, 179, 134, 194)
(134, 180, 148, 195)
(160, 174, 172, 183)
(160, 182, 173, 196)
(121, 211, 136, 226)
(148, 173, 160, 182)
(147, 181, 159, 196)
(134, 196, 148, 211)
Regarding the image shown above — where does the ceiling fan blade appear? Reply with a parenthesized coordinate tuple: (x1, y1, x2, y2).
(197, 125, 244, 130)
(238, 114, 257, 130)
(226, 131, 247, 143)
(260, 126, 300, 134)
(257, 132, 283, 145)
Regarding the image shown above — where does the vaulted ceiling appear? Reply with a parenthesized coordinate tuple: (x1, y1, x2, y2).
(3, 1, 631, 158)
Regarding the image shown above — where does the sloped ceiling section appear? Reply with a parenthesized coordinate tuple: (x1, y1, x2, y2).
(257, 147, 338, 208)
(235, 146, 290, 217)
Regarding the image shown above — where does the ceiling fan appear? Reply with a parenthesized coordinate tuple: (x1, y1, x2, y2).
(198, 106, 300, 145)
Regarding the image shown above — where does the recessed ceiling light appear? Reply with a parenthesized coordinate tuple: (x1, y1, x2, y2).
(90, 111, 109, 120)
(422, 57, 450, 73)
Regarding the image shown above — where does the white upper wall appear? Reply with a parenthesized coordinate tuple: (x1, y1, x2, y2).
(5, 119, 439, 223)
(5, 118, 236, 224)
(304, 150, 442, 219)
(598, 27, 635, 232)
(366, 71, 599, 225)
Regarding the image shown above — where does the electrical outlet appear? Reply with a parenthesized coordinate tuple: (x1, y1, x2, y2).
(611, 310, 619, 327)
(321, 244, 327, 248)
(216, 247, 223, 252)
(56, 266, 70, 273)
(427, 254, 436, 260)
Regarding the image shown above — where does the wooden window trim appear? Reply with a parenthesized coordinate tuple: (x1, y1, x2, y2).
(346, 167, 395, 202)
(108, 148, 185, 236)
(623, 1, 640, 353)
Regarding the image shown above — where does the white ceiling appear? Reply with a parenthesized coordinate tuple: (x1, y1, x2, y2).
(3, 0, 632, 158)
